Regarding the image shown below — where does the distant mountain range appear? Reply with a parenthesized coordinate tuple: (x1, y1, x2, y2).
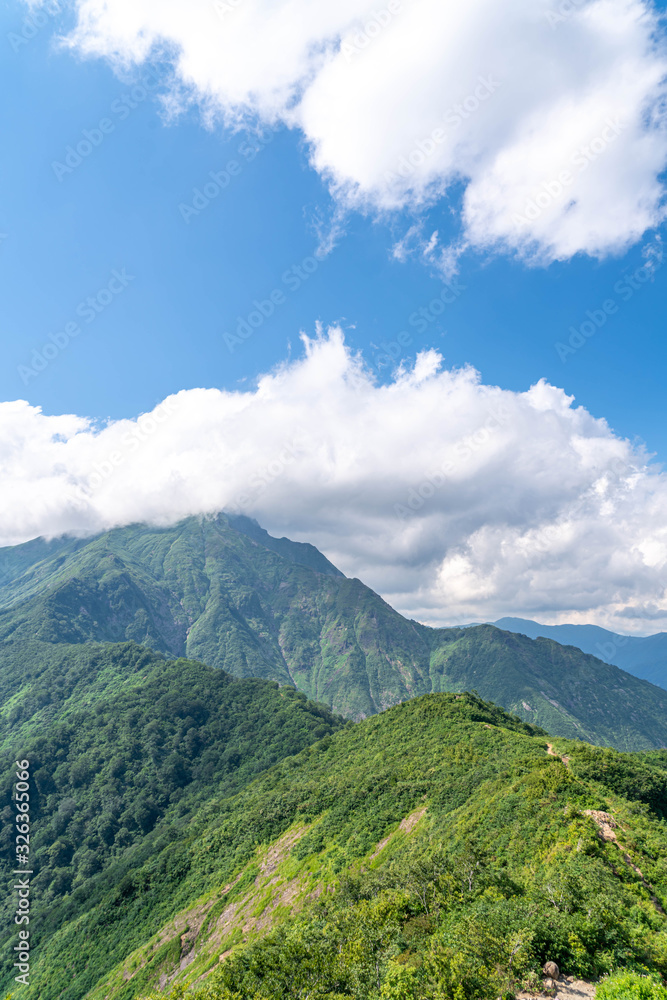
(1, 512, 667, 750)
(486, 617, 667, 689)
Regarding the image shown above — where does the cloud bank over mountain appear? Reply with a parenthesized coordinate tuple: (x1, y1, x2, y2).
(52, 0, 667, 265)
(3, 329, 666, 632)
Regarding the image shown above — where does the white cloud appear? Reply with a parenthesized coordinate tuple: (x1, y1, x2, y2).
(48, 0, 667, 263)
(2, 329, 667, 633)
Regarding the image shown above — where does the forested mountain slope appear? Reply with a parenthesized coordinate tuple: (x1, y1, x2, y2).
(0, 642, 343, 998)
(10, 692, 667, 1000)
(0, 514, 666, 748)
(493, 616, 667, 689)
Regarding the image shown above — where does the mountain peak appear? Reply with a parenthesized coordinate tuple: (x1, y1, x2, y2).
(1, 515, 666, 748)
(221, 512, 344, 577)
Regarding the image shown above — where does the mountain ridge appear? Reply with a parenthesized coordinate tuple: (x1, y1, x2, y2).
(488, 616, 667, 689)
(10, 688, 667, 1000)
(3, 518, 667, 995)
(0, 513, 666, 748)
(0, 641, 345, 999)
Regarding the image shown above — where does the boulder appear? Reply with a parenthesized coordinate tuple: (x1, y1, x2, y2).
(543, 961, 560, 979)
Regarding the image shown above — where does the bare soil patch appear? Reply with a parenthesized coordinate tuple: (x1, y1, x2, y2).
(517, 976, 596, 999)
(370, 806, 427, 859)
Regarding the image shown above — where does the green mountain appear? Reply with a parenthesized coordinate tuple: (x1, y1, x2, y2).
(4, 515, 667, 997)
(1, 513, 667, 749)
(492, 616, 667, 690)
(0, 641, 343, 997)
(8, 689, 667, 1000)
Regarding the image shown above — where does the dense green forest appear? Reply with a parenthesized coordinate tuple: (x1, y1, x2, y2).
(0, 514, 666, 748)
(7, 689, 667, 1000)
(0, 643, 343, 996)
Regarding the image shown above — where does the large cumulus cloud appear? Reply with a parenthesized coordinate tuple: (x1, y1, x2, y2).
(2, 330, 666, 632)
(40, 0, 667, 263)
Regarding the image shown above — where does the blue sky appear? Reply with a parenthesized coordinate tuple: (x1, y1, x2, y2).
(2, 0, 666, 459)
(2, 0, 667, 632)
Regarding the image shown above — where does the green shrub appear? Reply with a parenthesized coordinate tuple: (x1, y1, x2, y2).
(597, 971, 667, 1000)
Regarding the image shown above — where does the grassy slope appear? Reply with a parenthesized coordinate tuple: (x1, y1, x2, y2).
(1, 515, 667, 747)
(20, 692, 667, 1000)
(0, 642, 343, 997)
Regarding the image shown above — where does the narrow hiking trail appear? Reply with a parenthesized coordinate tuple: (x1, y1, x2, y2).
(546, 742, 570, 766)
(518, 978, 595, 999)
